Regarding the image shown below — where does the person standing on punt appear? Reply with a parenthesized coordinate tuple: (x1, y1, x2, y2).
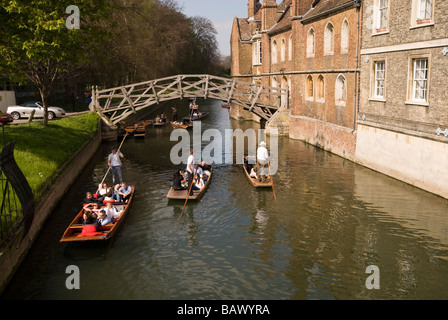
(186, 149, 195, 195)
(108, 146, 124, 186)
(257, 141, 269, 183)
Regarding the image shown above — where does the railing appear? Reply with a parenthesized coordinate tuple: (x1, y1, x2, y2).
(0, 141, 35, 246)
(91, 74, 289, 128)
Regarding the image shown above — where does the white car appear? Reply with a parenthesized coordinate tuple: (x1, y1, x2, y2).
(7, 101, 66, 120)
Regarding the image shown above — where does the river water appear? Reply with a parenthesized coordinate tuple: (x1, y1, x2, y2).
(2, 99, 448, 300)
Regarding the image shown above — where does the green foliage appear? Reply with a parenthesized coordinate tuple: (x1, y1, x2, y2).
(2, 113, 99, 202)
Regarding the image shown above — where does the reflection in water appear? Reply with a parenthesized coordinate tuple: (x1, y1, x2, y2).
(2, 99, 448, 300)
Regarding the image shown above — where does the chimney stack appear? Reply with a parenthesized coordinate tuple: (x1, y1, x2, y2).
(261, 0, 278, 30)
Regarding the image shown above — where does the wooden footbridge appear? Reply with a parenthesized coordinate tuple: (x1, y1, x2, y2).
(90, 74, 289, 128)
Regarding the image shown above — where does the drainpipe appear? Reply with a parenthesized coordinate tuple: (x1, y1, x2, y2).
(353, 0, 361, 131)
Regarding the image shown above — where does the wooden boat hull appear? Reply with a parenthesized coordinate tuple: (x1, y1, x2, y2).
(182, 112, 209, 122)
(166, 166, 213, 200)
(243, 164, 272, 188)
(170, 121, 193, 129)
(60, 187, 135, 242)
(125, 120, 153, 134)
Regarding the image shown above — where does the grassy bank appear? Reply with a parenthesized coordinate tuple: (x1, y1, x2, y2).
(2, 112, 100, 203)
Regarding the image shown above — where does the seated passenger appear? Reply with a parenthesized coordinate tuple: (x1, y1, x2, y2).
(193, 175, 204, 191)
(83, 202, 101, 215)
(83, 192, 100, 204)
(95, 209, 112, 228)
(250, 167, 258, 179)
(104, 202, 120, 222)
(118, 182, 132, 203)
(80, 211, 95, 225)
(172, 171, 184, 190)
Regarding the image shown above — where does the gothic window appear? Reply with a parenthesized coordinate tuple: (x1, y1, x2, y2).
(324, 22, 334, 55)
(288, 35, 293, 61)
(272, 39, 278, 64)
(341, 19, 349, 54)
(317, 75, 325, 102)
(281, 38, 286, 62)
(335, 74, 346, 106)
(306, 75, 314, 100)
(307, 28, 315, 57)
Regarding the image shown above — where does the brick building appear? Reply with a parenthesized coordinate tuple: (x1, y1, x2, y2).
(231, 0, 362, 159)
(356, 0, 448, 198)
(231, 0, 447, 199)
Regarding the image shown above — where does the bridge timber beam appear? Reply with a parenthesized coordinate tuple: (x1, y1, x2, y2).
(91, 74, 288, 128)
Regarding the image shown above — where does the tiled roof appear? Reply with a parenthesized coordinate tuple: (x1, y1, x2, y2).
(301, 0, 355, 22)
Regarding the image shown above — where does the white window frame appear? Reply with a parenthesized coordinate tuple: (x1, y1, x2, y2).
(374, 60, 386, 99)
(253, 40, 262, 66)
(272, 39, 278, 64)
(306, 75, 314, 101)
(288, 35, 293, 61)
(406, 55, 430, 106)
(316, 75, 325, 103)
(372, 0, 390, 35)
(411, 0, 435, 28)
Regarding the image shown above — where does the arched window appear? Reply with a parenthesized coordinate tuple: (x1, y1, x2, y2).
(341, 19, 349, 54)
(281, 38, 286, 62)
(306, 75, 314, 100)
(307, 28, 315, 57)
(272, 76, 278, 88)
(272, 39, 278, 64)
(317, 75, 325, 101)
(324, 22, 334, 55)
(335, 74, 346, 105)
(288, 35, 293, 61)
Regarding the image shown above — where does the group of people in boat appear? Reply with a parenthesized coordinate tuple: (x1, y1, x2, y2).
(172, 149, 211, 195)
(80, 182, 132, 229)
(155, 112, 168, 124)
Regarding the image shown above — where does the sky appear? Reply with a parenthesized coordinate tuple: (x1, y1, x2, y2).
(179, 0, 249, 57)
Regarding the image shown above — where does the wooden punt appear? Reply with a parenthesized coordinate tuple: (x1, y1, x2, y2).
(243, 164, 273, 188)
(166, 165, 213, 200)
(182, 112, 209, 122)
(125, 120, 153, 134)
(170, 121, 193, 129)
(60, 187, 135, 242)
(153, 120, 169, 127)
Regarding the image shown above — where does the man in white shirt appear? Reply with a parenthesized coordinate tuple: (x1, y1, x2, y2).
(186, 149, 195, 195)
(108, 146, 124, 186)
(257, 141, 269, 182)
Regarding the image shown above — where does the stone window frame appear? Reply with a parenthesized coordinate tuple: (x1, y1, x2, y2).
(410, 0, 435, 29)
(281, 38, 286, 62)
(406, 54, 431, 106)
(288, 35, 293, 61)
(324, 22, 335, 56)
(372, 0, 390, 36)
(316, 74, 325, 103)
(335, 74, 347, 106)
(307, 27, 315, 58)
(305, 75, 314, 101)
(272, 39, 278, 64)
(369, 58, 387, 101)
(341, 19, 349, 55)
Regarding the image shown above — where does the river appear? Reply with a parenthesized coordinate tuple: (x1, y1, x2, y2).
(2, 98, 448, 300)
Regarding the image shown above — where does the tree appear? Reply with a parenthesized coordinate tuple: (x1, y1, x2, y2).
(0, 0, 111, 125)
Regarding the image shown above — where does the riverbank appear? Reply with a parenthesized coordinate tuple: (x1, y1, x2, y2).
(0, 112, 102, 294)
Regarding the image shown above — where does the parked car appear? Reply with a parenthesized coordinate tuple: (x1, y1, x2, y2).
(6, 101, 66, 120)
